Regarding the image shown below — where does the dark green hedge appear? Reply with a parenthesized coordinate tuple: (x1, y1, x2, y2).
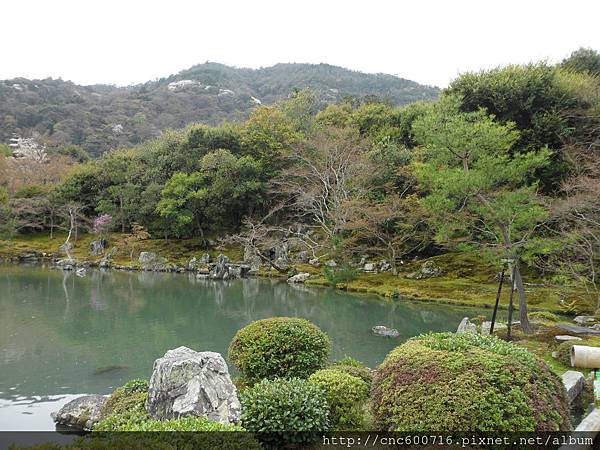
(228, 317, 330, 383)
(240, 377, 329, 432)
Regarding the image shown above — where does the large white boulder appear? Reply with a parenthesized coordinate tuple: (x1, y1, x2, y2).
(145, 347, 240, 424)
(562, 370, 585, 404)
(456, 317, 477, 334)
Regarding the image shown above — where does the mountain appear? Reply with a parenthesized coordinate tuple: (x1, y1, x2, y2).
(0, 62, 439, 157)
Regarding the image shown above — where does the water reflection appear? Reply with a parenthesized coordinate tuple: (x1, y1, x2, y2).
(0, 265, 488, 428)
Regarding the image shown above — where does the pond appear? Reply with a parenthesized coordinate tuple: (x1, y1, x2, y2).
(0, 265, 489, 430)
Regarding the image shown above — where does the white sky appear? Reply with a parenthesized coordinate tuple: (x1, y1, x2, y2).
(1, 0, 599, 88)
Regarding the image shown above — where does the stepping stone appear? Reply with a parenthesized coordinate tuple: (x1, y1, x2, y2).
(555, 335, 583, 342)
(562, 370, 585, 404)
(573, 407, 600, 432)
(558, 324, 600, 335)
(574, 315, 596, 325)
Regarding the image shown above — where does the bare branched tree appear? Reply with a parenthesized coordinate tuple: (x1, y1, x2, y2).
(272, 127, 370, 242)
(540, 145, 600, 308)
(341, 194, 429, 275)
(222, 214, 322, 273)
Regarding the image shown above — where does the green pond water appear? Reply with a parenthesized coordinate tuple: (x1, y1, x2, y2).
(0, 264, 489, 430)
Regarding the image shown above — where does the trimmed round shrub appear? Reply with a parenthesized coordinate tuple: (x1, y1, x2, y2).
(372, 332, 570, 432)
(240, 378, 329, 433)
(309, 369, 369, 430)
(329, 357, 373, 387)
(228, 317, 331, 383)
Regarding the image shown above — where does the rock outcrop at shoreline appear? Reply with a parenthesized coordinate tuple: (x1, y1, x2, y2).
(51, 394, 108, 431)
(51, 347, 241, 430)
(145, 347, 241, 425)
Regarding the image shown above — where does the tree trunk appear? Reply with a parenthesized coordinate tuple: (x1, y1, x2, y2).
(120, 197, 125, 233)
(389, 247, 398, 276)
(513, 263, 533, 334)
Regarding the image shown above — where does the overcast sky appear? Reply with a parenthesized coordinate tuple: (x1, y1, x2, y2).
(2, 0, 599, 88)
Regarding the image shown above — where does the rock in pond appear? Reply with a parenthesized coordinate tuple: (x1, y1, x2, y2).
(51, 394, 107, 431)
(457, 317, 477, 334)
(372, 325, 400, 338)
(287, 272, 310, 283)
(211, 254, 231, 280)
(56, 258, 77, 270)
(145, 346, 240, 425)
(138, 251, 174, 271)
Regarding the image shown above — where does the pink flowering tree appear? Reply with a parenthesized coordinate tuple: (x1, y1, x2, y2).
(93, 214, 112, 236)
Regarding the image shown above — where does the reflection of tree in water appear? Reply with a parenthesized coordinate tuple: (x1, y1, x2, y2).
(0, 266, 484, 398)
(136, 271, 157, 287)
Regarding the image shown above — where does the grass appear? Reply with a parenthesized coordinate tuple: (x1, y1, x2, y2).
(502, 326, 600, 376)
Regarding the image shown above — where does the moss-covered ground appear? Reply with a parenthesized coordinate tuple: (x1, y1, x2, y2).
(0, 231, 243, 268)
(304, 253, 595, 315)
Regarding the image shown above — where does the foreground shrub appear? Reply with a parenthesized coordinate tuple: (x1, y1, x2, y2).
(95, 379, 150, 431)
(329, 357, 373, 386)
(557, 341, 575, 367)
(120, 415, 242, 431)
(240, 378, 329, 433)
(309, 369, 368, 430)
(94, 381, 260, 449)
(372, 332, 570, 432)
(228, 317, 330, 383)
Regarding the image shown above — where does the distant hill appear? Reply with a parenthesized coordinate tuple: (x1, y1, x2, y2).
(0, 62, 439, 157)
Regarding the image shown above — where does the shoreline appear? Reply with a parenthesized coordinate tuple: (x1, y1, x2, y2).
(0, 232, 593, 315)
(0, 253, 580, 317)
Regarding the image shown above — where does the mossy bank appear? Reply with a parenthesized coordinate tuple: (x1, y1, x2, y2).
(0, 232, 595, 316)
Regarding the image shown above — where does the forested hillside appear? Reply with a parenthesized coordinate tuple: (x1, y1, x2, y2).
(1, 48, 599, 326)
(0, 62, 439, 156)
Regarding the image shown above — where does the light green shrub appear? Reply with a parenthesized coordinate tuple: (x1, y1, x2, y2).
(240, 378, 329, 434)
(309, 369, 368, 430)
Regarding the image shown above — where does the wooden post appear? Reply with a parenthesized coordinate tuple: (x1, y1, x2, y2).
(507, 265, 516, 340)
(490, 267, 505, 334)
